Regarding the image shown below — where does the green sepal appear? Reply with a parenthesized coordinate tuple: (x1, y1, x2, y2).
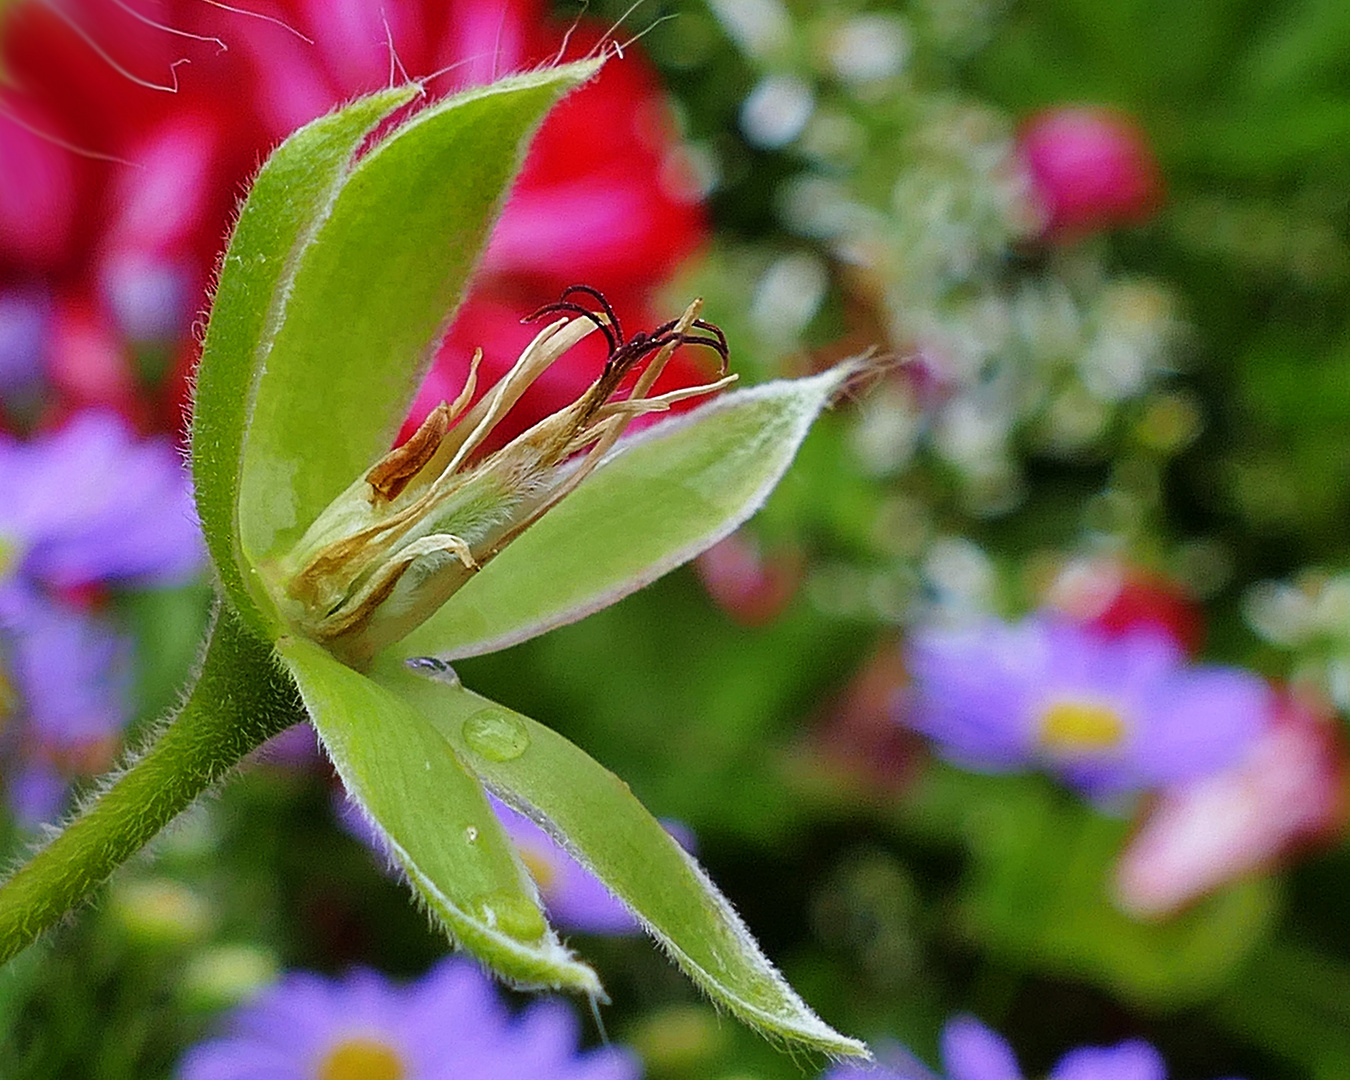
(393, 362, 864, 662)
(373, 658, 869, 1059)
(236, 60, 601, 570)
(192, 86, 419, 637)
(276, 637, 600, 994)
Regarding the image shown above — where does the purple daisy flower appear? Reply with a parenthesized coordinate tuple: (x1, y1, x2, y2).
(901, 614, 1271, 799)
(178, 956, 640, 1080)
(0, 410, 204, 590)
(822, 1014, 1242, 1080)
(0, 410, 204, 822)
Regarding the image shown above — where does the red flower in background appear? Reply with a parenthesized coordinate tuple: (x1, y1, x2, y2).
(0, 0, 708, 437)
(694, 531, 803, 628)
(1047, 556, 1204, 656)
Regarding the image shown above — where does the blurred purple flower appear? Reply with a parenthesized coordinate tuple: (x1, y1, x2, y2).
(901, 614, 1270, 800)
(490, 796, 639, 935)
(0, 410, 204, 822)
(0, 411, 203, 588)
(178, 956, 640, 1080)
(823, 1014, 1241, 1080)
(338, 783, 694, 936)
(0, 289, 47, 400)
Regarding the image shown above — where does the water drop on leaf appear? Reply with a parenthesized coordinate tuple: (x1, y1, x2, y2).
(462, 709, 531, 762)
(406, 656, 461, 685)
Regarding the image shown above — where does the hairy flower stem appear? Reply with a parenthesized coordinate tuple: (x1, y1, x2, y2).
(0, 605, 302, 963)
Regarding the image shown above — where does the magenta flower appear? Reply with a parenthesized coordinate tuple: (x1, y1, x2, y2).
(823, 1014, 1241, 1080)
(901, 614, 1271, 799)
(1017, 106, 1164, 242)
(1, 0, 707, 436)
(178, 956, 640, 1080)
(0, 411, 203, 821)
(694, 531, 803, 627)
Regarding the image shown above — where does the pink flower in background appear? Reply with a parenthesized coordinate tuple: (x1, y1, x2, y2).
(806, 641, 922, 798)
(1114, 692, 1348, 917)
(694, 531, 803, 627)
(0, 0, 708, 437)
(1018, 106, 1164, 242)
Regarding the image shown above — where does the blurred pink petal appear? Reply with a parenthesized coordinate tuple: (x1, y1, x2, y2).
(0, 105, 76, 268)
(1, 0, 708, 436)
(695, 531, 803, 627)
(1114, 694, 1348, 917)
(46, 299, 137, 417)
(102, 114, 220, 257)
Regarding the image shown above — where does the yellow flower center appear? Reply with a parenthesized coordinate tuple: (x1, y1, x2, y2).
(518, 842, 558, 891)
(1038, 700, 1126, 754)
(0, 665, 15, 729)
(317, 1037, 405, 1080)
(0, 536, 16, 583)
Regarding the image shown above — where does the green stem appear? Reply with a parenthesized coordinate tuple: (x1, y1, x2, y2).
(0, 604, 301, 964)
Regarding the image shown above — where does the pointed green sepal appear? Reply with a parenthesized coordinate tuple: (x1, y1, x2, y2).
(374, 659, 870, 1059)
(277, 637, 600, 994)
(392, 361, 867, 662)
(192, 86, 420, 637)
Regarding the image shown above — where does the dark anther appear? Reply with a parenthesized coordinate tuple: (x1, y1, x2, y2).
(558, 284, 624, 345)
(523, 284, 631, 355)
(692, 319, 729, 364)
(522, 299, 619, 353)
(524, 285, 730, 379)
(643, 317, 730, 372)
(602, 330, 729, 382)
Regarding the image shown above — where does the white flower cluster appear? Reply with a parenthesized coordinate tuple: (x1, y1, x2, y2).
(708, 0, 1190, 520)
(1246, 571, 1350, 711)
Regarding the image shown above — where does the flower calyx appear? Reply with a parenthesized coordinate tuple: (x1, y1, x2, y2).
(271, 288, 735, 667)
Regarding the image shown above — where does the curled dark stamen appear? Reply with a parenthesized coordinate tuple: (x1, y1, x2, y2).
(642, 317, 730, 371)
(522, 300, 618, 353)
(558, 284, 624, 345)
(603, 331, 729, 380)
(692, 319, 729, 364)
(525, 285, 730, 386)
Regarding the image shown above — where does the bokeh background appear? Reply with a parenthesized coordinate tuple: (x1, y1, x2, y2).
(3, 0, 1350, 1076)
